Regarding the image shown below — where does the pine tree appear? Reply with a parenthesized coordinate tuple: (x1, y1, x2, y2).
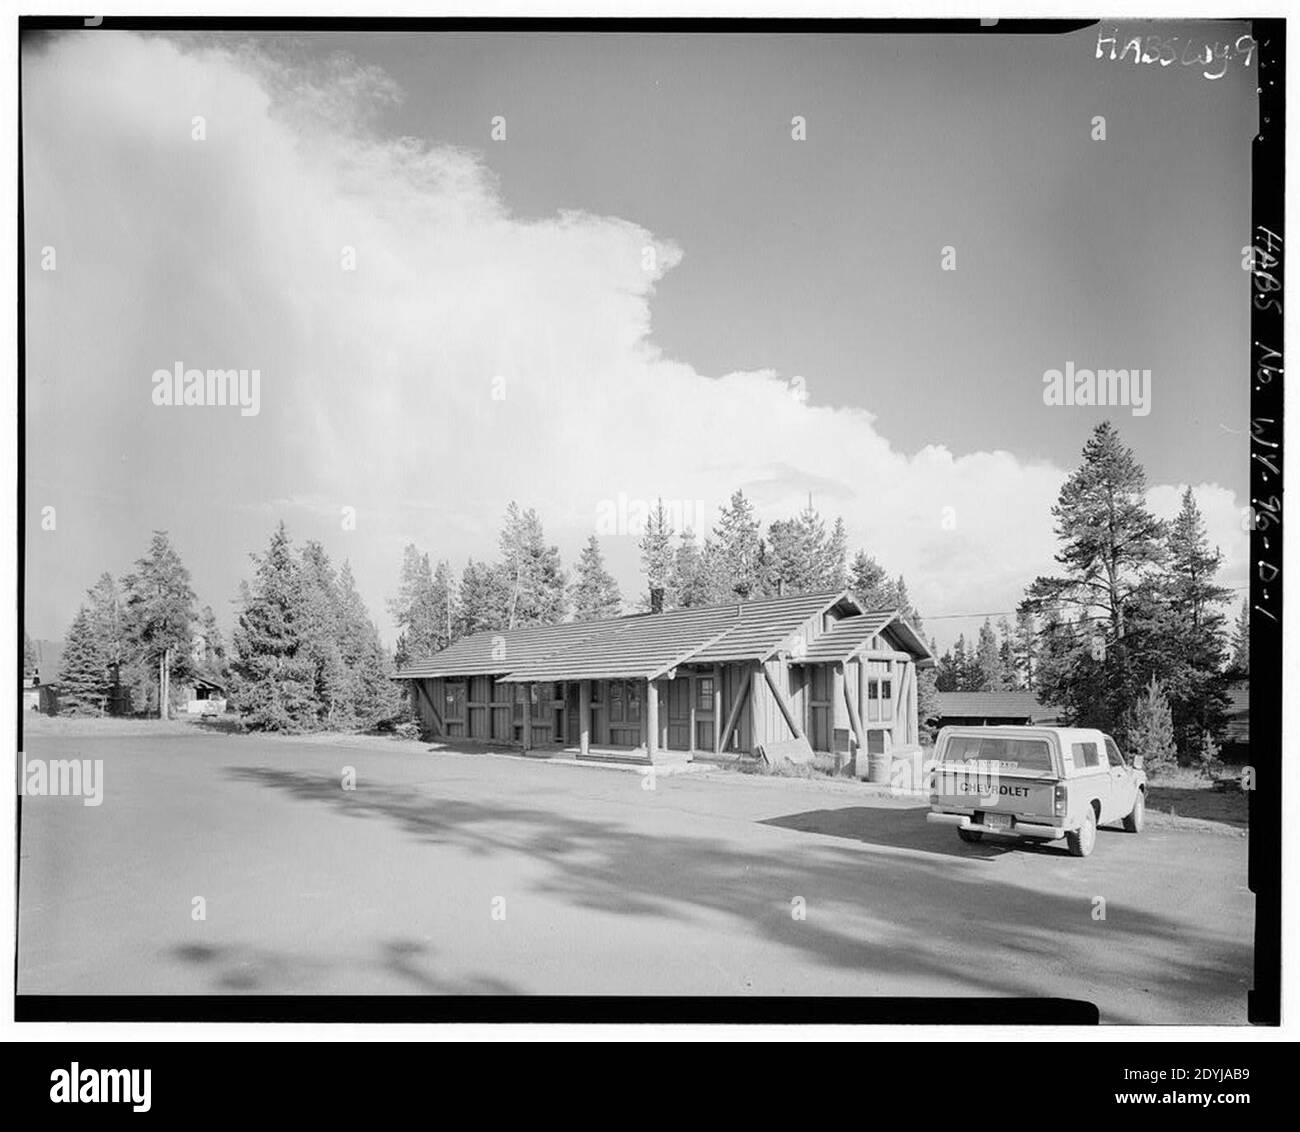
(122, 531, 197, 720)
(1024, 423, 1166, 741)
(671, 528, 715, 607)
(57, 606, 112, 714)
(1154, 487, 1233, 754)
(23, 630, 38, 677)
(638, 499, 676, 607)
(713, 490, 764, 600)
(429, 561, 456, 649)
(823, 517, 849, 591)
(849, 551, 890, 609)
(570, 536, 622, 621)
(974, 618, 1004, 692)
(950, 634, 972, 691)
(1229, 598, 1249, 675)
(996, 617, 1017, 689)
(1013, 606, 1039, 690)
(337, 560, 400, 726)
(230, 523, 317, 731)
(499, 502, 567, 627)
(1127, 676, 1177, 771)
(390, 545, 448, 667)
(83, 573, 131, 713)
(456, 558, 511, 638)
(764, 498, 843, 595)
(298, 540, 349, 727)
(197, 605, 229, 681)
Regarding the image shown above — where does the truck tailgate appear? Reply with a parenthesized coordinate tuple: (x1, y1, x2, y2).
(932, 768, 1056, 820)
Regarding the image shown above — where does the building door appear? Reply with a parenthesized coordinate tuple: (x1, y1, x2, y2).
(665, 677, 692, 751)
(565, 683, 581, 746)
(809, 665, 832, 752)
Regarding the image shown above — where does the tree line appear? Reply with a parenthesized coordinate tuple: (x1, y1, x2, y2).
(51, 524, 397, 732)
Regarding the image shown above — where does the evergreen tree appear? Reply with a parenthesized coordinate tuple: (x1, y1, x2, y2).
(230, 523, 317, 731)
(455, 558, 510, 637)
(1024, 423, 1166, 741)
(1127, 676, 1177, 771)
(713, 490, 764, 600)
(974, 618, 1005, 691)
(1228, 598, 1249, 675)
(764, 498, 844, 595)
(671, 528, 715, 607)
(765, 516, 805, 596)
(849, 551, 890, 609)
(499, 502, 567, 627)
(298, 540, 350, 727)
(122, 531, 197, 720)
(823, 517, 849, 591)
(570, 535, 622, 621)
(389, 545, 448, 667)
(996, 617, 1018, 689)
(638, 499, 676, 607)
(57, 606, 113, 714)
(197, 605, 229, 681)
(1154, 487, 1233, 755)
(429, 560, 456, 649)
(336, 560, 400, 726)
(23, 630, 38, 677)
(1012, 606, 1039, 690)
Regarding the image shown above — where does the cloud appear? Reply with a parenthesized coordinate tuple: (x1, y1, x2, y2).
(23, 33, 1248, 648)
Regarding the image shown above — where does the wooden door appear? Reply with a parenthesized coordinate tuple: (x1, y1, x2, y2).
(665, 677, 691, 751)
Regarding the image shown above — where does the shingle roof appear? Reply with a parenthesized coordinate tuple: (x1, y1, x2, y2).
(687, 592, 853, 664)
(395, 590, 938, 683)
(932, 691, 1060, 721)
(791, 610, 896, 664)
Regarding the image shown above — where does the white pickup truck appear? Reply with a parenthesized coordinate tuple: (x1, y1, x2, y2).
(926, 726, 1146, 857)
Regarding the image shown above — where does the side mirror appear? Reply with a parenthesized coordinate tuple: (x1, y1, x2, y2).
(1133, 755, 1144, 772)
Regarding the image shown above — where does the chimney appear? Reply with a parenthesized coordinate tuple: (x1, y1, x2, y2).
(650, 587, 664, 614)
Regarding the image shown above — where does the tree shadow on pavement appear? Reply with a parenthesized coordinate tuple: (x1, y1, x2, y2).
(223, 765, 1252, 1021)
(166, 938, 519, 995)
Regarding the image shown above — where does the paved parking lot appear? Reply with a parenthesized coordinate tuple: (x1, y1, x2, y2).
(18, 725, 1254, 1022)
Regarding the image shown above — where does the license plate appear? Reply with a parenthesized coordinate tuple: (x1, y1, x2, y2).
(983, 812, 1012, 831)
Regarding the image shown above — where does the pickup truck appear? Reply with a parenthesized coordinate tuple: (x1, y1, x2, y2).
(926, 726, 1146, 857)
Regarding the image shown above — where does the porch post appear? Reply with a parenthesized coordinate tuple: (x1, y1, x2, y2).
(579, 679, 591, 757)
(906, 663, 918, 745)
(522, 683, 532, 752)
(712, 665, 722, 755)
(646, 678, 659, 761)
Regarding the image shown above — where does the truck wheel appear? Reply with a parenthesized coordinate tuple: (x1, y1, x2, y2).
(1122, 790, 1145, 833)
(957, 828, 983, 844)
(1067, 807, 1097, 857)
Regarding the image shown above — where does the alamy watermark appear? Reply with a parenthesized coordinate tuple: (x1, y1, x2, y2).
(19, 753, 103, 806)
(151, 361, 261, 416)
(1042, 363, 1151, 417)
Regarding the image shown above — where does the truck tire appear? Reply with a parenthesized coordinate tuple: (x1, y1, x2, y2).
(1122, 790, 1145, 833)
(1067, 806, 1097, 857)
(957, 828, 983, 844)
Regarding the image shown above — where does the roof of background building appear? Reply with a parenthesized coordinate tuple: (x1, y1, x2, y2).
(932, 691, 1060, 722)
(396, 590, 932, 682)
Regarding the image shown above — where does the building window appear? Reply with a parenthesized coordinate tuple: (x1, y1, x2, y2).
(610, 681, 624, 722)
(881, 679, 893, 721)
(626, 681, 642, 723)
(866, 679, 880, 722)
(697, 677, 714, 711)
(445, 682, 466, 721)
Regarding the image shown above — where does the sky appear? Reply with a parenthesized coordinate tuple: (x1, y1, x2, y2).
(22, 23, 1256, 654)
